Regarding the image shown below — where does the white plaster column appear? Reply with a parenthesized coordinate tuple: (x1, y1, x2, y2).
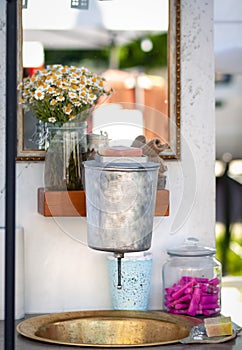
(150, 0, 215, 308)
(163, 0, 215, 243)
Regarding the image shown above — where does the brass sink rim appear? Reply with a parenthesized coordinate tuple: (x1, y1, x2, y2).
(16, 310, 202, 348)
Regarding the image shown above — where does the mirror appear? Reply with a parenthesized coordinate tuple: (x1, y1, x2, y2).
(17, 0, 180, 161)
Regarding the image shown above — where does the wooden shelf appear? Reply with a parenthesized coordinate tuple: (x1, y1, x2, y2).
(38, 188, 169, 217)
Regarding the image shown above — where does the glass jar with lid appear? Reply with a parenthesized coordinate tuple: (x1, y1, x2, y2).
(162, 237, 222, 317)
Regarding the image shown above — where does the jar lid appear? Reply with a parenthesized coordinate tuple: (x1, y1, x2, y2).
(167, 237, 216, 257)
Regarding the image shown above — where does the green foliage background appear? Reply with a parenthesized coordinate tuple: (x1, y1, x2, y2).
(44, 33, 167, 73)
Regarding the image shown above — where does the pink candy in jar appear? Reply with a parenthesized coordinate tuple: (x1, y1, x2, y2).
(162, 238, 222, 316)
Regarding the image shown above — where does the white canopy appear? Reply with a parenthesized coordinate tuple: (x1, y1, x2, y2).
(22, 0, 168, 49)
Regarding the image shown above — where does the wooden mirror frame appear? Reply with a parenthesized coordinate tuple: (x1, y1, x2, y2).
(16, 0, 180, 161)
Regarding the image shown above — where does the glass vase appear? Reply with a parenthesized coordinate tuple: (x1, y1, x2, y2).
(44, 121, 87, 191)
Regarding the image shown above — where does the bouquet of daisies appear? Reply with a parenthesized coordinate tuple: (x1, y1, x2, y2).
(18, 64, 112, 125)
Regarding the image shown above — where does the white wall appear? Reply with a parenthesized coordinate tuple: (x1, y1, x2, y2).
(0, 0, 215, 314)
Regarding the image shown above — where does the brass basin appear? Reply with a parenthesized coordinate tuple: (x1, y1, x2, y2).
(17, 310, 201, 347)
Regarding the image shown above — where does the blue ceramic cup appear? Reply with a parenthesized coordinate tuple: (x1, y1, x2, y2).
(107, 252, 152, 311)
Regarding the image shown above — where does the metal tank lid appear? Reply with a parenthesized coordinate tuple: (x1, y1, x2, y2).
(83, 159, 160, 171)
(167, 237, 216, 257)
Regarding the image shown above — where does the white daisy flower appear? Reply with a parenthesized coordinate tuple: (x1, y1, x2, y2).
(63, 105, 72, 115)
(56, 95, 65, 102)
(48, 117, 56, 123)
(34, 90, 45, 100)
(68, 92, 77, 99)
(50, 99, 57, 106)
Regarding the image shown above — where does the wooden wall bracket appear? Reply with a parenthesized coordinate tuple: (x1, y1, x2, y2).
(38, 188, 169, 217)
